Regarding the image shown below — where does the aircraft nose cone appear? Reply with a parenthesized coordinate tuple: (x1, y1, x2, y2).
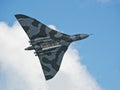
(80, 34, 89, 39)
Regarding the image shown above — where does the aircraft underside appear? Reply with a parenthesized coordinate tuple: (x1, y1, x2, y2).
(15, 14, 89, 80)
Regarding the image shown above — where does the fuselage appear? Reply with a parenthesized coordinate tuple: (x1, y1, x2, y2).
(25, 34, 89, 54)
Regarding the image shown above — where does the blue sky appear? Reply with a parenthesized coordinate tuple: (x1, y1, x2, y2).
(0, 0, 120, 90)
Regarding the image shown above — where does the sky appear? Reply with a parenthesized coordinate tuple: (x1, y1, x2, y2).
(0, 0, 120, 90)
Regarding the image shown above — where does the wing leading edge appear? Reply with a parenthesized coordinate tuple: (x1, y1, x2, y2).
(15, 14, 69, 40)
(15, 14, 70, 80)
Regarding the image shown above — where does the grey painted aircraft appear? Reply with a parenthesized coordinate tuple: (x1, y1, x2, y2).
(15, 14, 90, 80)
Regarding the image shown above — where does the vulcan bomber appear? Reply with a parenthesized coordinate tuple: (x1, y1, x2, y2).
(15, 14, 90, 80)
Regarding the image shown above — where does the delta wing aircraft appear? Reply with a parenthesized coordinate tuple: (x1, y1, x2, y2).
(15, 14, 90, 80)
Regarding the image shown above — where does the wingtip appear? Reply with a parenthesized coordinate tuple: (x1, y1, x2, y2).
(14, 14, 29, 19)
(14, 14, 20, 16)
(45, 75, 54, 80)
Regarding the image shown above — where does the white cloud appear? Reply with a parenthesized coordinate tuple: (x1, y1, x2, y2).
(0, 22, 102, 90)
